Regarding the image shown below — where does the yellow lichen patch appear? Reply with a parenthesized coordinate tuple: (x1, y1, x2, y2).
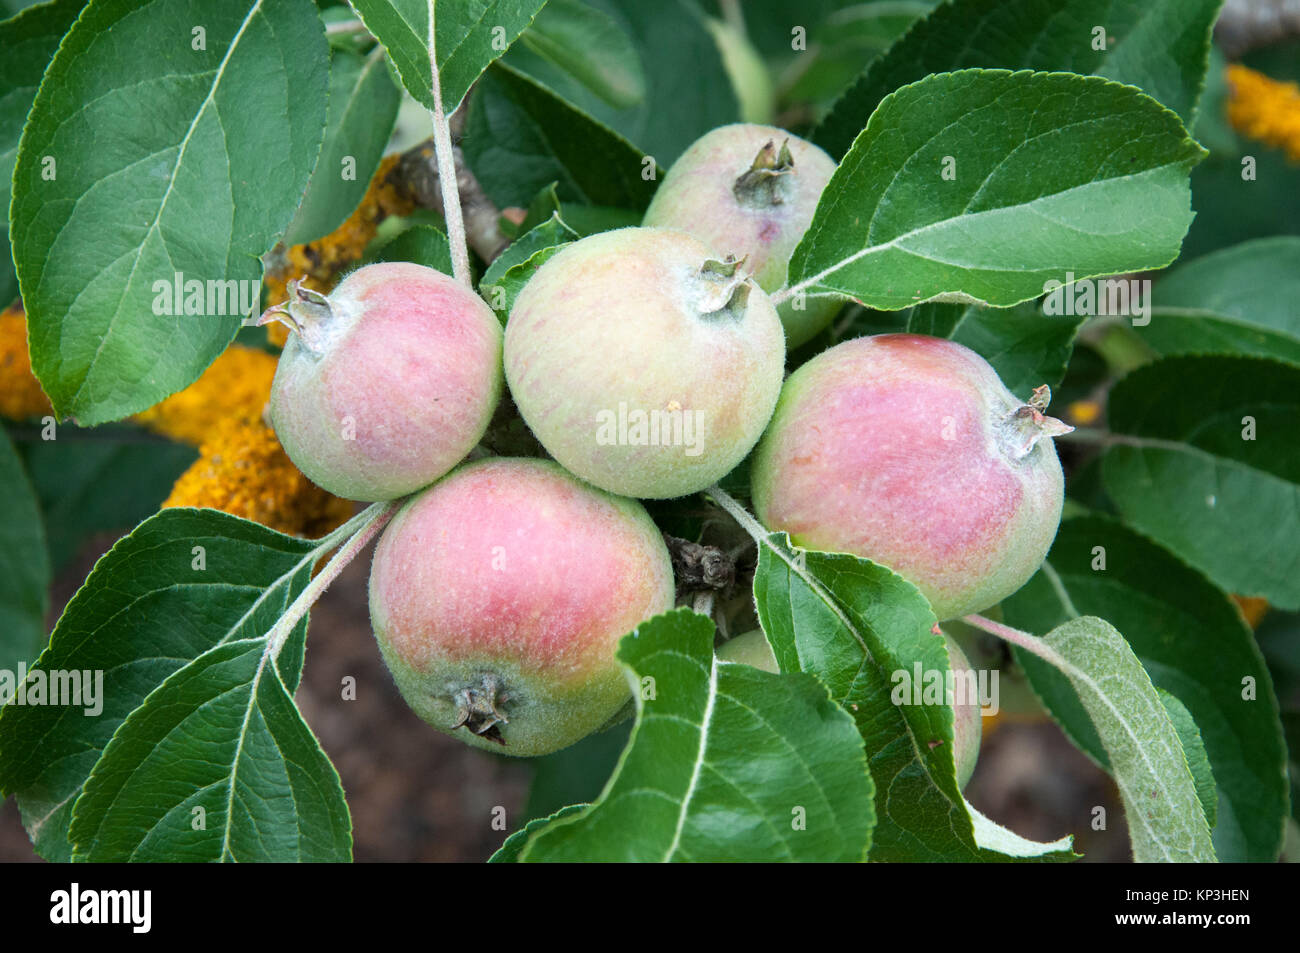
(140, 342, 352, 537)
(134, 344, 278, 445)
(1231, 594, 1269, 629)
(980, 708, 1049, 737)
(163, 415, 353, 538)
(262, 153, 417, 342)
(0, 303, 53, 420)
(1066, 399, 1101, 427)
(1227, 64, 1300, 162)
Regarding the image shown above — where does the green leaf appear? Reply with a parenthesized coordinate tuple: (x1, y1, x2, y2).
(504, 0, 737, 165)
(350, 0, 547, 114)
(0, 426, 49, 673)
(505, 181, 561, 237)
(1159, 689, 1218, 830)
(1100, 355, 1300, 609)
(479, 212, 575, 319)
(482, 243, 565, 322)
(1284, 712, 1300, 825)
(521, 721, 629, 825)
(789, 70, 1205, 312)
(68, 635, 351, 861)
(16, 429, 196, 571)
(906, 300, 1084, 399)
(1156, 237, 1300, 330)
(490, 804, 585, 862)
(283, 47, 401, 245)
(1134, 309, 1300, 367)
(1181, 145, 1300, 261)
(464, 60, 658, 210)
(556, 201, 640, 236)
(0, 509, 319, 861)
(371, 223, 454, 274)
(0, 0, 84, 308)
(518, 609, 875, 862)
(9, 0, 329, 425)
(780, 2, 934, 111)
(518, 0, 644, 109)
(751, 529, 1072, 861)
(815, 0, 1224, 158)
(1258, 610, 1300, 709)
(964, 800, 1073, 860)
(1002, 515, 1287, 861)
(482, 212, 575, 281)
(1011, 615, 1217, 862)
(1130, 237, 1300, 363)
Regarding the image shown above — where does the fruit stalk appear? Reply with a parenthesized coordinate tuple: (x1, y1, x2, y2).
(425, 0, 472, 286)
(264, 500, 398, 660)
(962, 613, 1066, 669)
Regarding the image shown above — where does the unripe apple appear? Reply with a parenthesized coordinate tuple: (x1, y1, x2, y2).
(263, 263, 502, 501)
(368, 457, 675, 756)
(716, 629, 778, 671)
(642, 124, 839, 348)
(751, 334, 1071, 621)
(718, 628, 981, 788)
(505, 227, 785, 499)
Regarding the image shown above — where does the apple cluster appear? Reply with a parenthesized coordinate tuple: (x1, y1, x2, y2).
(264, 124, 1070, 775)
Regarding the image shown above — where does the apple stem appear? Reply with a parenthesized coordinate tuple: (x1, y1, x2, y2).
(961, 614, 1067, 668)
(263, 500, 399, 662)
(425, 0, 473, 287)
(706, 484, 770, 545)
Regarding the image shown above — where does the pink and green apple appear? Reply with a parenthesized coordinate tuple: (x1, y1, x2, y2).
(368, 457, 675, 756)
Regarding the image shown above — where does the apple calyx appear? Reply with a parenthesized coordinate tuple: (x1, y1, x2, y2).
(696, 255, 753, 320)
(998, 385, 1074, 460)
(450, 673, 511, 744)
(733, 139, 795, 208)
(257, 278, 334, 356)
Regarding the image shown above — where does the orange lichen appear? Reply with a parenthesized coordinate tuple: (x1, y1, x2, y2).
(1231, 594, 1269, 629)
(980, 708, 1049, 737)
(1226, 64, 1300, 162)
(163, 415, 353, 538)
(142, 343, 351, 538)
(134, 344, 278, 445)
(0, 303, 53, 420)
(1066, 399, 1101, 427)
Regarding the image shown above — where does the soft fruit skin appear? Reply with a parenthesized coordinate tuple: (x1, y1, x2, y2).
(718, 628, 981, 788)
(267, 262, 502, 501)
(368, 457, 675, 757)
(716, 629, 779, 671)
(505, 227, 785, 499)
(751, 334, 1070, 621)
(642, 124, 839, 348)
